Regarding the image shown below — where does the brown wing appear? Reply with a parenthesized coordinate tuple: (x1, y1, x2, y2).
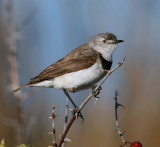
(28, 44, 98, 85)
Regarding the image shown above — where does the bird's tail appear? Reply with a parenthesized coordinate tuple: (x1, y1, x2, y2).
(13, 85, 29, 93)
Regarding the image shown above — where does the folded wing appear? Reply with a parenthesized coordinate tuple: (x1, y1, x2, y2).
(29, 44, 98, 85)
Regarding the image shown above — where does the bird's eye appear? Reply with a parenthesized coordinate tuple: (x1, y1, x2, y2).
(102, 40, 106, 43)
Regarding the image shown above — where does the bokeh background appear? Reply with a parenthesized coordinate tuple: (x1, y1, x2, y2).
(0, 0, 160, 146)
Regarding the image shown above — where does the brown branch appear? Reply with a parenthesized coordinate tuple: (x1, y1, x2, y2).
(6, 0, 24, 143)
(58, 57, 127, 147)
(49, 106, 57, 147)
(6, 1, 38, 144)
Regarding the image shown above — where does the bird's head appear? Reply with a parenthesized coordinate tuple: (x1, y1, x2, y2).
(89, 33, 124, 61)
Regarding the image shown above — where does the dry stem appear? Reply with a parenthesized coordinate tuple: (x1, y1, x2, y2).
(49, 106, 57, 147)
(114, 90, 126, 147)
(62, 98, 69, 147)
(6, 0, 24, 143)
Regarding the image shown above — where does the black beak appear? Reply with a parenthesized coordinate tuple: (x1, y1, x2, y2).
(112, 40, 124, 44)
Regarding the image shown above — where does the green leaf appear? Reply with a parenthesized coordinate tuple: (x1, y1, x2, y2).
(0, 139, 5, 147)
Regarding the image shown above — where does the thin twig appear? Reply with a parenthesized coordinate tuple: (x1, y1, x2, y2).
(114, 90, 126, 147)
(58, 57, 126, 147)
(62, 98, 69, 147)
(49, 106, 57, 147)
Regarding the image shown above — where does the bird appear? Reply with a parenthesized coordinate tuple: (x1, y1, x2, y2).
(14, 32, 123, 108)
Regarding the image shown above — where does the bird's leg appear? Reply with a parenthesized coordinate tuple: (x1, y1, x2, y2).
(92, 85, 102, 98)
(63, 90, 83, 120)
(63, 90, 77, 108)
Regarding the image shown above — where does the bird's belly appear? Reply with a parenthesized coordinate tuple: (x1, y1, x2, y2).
(52, 62, 106, 91)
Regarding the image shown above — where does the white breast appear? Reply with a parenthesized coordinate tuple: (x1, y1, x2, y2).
(53, 62, 105, 91)
(32, 61, 105, 91)
(32, 61, 106, 91)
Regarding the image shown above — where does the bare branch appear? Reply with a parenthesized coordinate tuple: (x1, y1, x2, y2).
(5, 0, 24, 143)
(62, 98, 69, 147)
(49, 106, 57, 147)
(114, 90, 126, 147)
(58, 57, 126, 147)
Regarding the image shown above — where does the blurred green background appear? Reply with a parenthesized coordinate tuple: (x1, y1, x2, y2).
(0, 0, 160, 146)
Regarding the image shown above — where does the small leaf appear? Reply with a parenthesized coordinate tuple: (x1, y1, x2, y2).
(0, 139, 5, 147)
(21, 144, 26, 147)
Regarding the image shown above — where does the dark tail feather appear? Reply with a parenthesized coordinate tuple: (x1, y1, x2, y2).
(13, 85, 29, 93)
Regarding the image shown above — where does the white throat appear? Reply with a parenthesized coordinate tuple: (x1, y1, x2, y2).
(93, 44, 117, 61)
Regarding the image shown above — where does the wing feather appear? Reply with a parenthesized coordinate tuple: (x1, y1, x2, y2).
(29, 44, 98, 85)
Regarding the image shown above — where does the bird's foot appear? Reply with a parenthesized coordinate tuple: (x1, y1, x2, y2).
(69, 88, 76, 93)
(72, 108, 84, 121)
(92, 85, 102, 98)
